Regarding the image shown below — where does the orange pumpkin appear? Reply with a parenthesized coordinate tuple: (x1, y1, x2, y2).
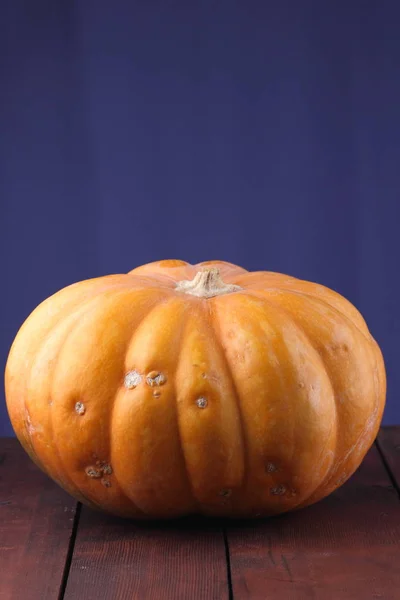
(4, 259, 386, 518)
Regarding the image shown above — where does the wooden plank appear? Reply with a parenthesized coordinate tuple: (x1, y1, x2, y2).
(377, 426, 400, 491)
(226, 441, 400, 600)
(64, 507, 230, 600)
(0, 438, 78, 600)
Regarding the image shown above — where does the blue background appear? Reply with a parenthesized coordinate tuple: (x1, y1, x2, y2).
(1, 1, 399, 435)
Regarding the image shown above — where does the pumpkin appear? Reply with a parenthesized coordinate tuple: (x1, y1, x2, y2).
(4, 259, 386, 519)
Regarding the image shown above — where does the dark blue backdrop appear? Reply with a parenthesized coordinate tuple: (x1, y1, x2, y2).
(1, 1, 399, 435)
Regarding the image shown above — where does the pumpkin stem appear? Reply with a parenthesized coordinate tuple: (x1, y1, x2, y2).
(175, 268, 242, 299)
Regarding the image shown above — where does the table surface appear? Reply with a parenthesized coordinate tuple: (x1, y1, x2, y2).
(1, 427, 399, 600)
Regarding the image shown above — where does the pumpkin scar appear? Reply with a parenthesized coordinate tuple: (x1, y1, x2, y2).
(266, 462, 278, 473)
(219, 489, 232, 498)
(124, 370, 142, 389)
(85, 466, 102, 478)
(75, 402, 85, 415)
(25, 411, 37, 435)
(270, 484, 286, 496)
(146, 371, 167, 386)
(86, 463, 113, 479)
(196, 397, 208, 408)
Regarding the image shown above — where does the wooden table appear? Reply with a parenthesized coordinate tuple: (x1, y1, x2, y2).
(1, 427, 399, 600)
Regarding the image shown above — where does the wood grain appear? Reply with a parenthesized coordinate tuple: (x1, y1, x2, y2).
(63, 508, 230, 600)
(226, 444, 400, 599)
(0, 438, 78, 600)
(377, 426, 400, 492)
(1, 429, 399, 599)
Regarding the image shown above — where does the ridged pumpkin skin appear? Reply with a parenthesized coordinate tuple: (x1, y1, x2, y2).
(5, 259, 386, 519)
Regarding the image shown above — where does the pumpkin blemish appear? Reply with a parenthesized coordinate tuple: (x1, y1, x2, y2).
(270, 484, 286, 495)
(196, 397, 208, 408)
(85, 466, 102, 479)
(266, 462, 278, 473)
(146, 371, 167, 386)
(75, 402, 85, 415)
(124, 370, 142, 389)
